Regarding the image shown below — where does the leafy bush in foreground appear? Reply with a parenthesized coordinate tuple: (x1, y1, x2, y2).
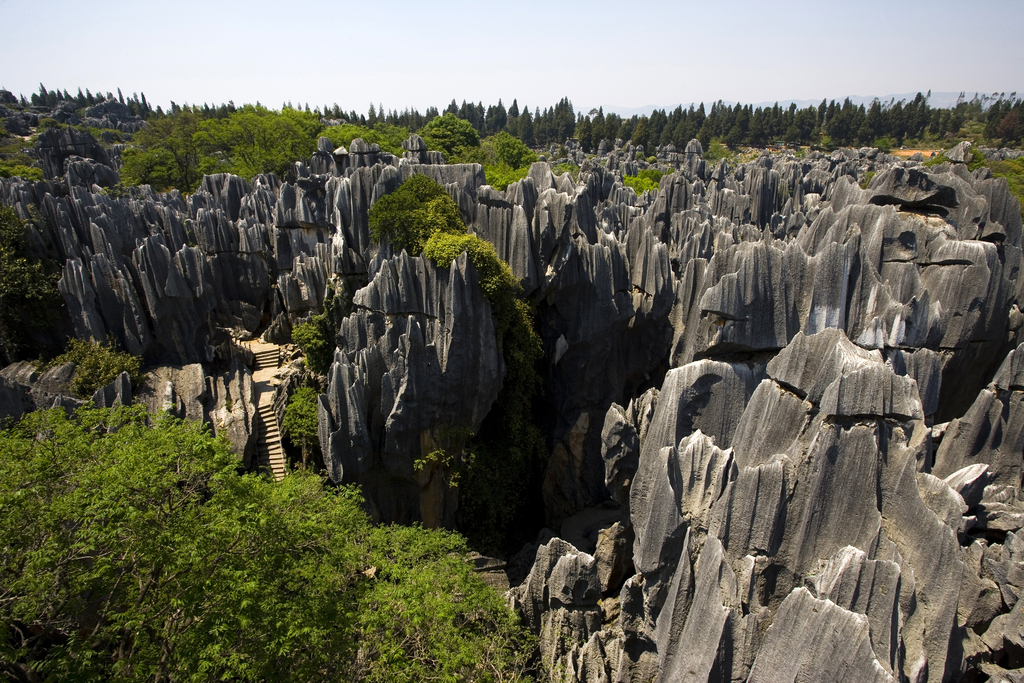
(0, 406, 535, 682)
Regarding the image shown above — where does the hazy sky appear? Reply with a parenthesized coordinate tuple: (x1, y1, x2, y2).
(2, 0, 1021, 115)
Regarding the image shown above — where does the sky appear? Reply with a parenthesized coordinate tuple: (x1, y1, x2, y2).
(1, 0, 1021, 116)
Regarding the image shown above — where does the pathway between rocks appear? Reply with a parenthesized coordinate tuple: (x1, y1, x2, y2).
(249, 342, 287, 481)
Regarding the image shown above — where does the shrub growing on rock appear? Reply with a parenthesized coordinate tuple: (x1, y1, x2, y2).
(49, 337, 143, 398)
(368, 173, 465, 254)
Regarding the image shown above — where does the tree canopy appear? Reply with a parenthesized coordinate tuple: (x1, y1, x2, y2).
(283, 386, 320, 467)
(419, 113, 480, 161)
(0, 405, 535, 682)
(121, 105, 323, 192)
(368, 174, 466, 254)
(320, 122, 410, 156)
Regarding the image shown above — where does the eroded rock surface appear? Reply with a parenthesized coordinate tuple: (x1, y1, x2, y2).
(4, 131, 1024, 681)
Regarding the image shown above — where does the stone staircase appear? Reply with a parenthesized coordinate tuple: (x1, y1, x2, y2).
(251, 344, 287, 481)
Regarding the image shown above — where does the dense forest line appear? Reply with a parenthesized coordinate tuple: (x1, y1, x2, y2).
(4, 84, 1023, 201)
(7, 84, 1024, 162)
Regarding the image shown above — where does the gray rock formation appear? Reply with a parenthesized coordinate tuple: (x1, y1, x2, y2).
(318, 250, 503, 527)
(4, 122, 1024, 681)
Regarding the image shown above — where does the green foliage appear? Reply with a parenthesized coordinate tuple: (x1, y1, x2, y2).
(623, 168, 664, 195)
(321, 122, 410, 156)
(924, 150, 1024, 222)
(552, 162, 579, 181)
(37, 117, 62, 131)
(630, 117, 650, 151)
(413, 425, 475, 487)
(122, 105, 323, 192)
(420, 113, 480, 161)
(0, 206, 61, 361)
(292, 313, 335, 376)
(0, 160, 43, 181)
(49, 337, 143, 398)
(283, 386, 320, 468)
(456, 295, 545, 553)
(422, 231, 545, 552)
(485, 163, 531, 191)
(987, 156, 1024, 223)
(292, 279, 351, 378)
(119, 110, 202, 191)
(860, 170, 876, 190)
(0, 406, 534, 681)
(703, 139, 730, 161)
(475, 132, 538, 187)
(195, 105, 323, 180)
(966, 149, 990, 172)
(491, 131, 537, 169)
(77, 125, 126, 147)
(423, 232, 520, 332)
(871, 137, 894, 153)
(368, 174, 466, 254)
(369, 174, 547, 552)
(0, 133, 44, 182)
(99, 181, 131, 199)
(356, 523, 535, 682)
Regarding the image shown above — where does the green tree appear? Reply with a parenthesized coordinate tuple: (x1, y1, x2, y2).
(631, 117, 650, 151)
(0, 406, 535, 682)
(292, 312, 335, 376)
(419, 113, 480, 161)
(491, 131, 537, 169)
(485, 164, 531, 191)
(368, 174, 465, 254)
(119, 110, 202, 192)
(0, 206, 62, 363)
(283, 386, 320, 468)
(575, 116, 594, 152)
(369, 174, 546, 552)
(321, 122, 411, 156)
(195, 105, 323, 180)
(481, 131, 538, 191)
